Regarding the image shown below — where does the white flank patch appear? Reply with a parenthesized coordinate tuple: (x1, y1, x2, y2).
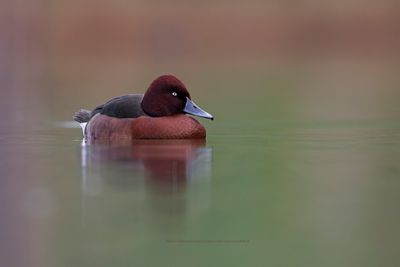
(79, 123, 87, 137)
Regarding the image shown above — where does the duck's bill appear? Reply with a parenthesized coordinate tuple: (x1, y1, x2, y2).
(184, 97, 214, 120)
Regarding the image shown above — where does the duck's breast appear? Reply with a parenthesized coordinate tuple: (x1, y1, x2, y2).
(85, 114, 206, 140)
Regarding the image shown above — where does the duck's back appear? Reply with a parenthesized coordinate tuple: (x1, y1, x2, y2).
(91, 94, 145, 119)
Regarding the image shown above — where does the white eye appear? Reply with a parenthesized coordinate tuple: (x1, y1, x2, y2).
(171, 92, 178, 96)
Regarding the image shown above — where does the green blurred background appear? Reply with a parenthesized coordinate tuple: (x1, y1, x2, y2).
(1, 1, 400, 267)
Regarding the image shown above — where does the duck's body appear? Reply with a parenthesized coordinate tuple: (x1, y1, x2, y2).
(74, 75, 213, 141)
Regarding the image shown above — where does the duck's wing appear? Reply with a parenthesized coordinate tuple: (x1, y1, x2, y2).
(90, 94, 146, 119)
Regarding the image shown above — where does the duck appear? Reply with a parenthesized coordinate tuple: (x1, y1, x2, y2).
(73, 75, 213, 140)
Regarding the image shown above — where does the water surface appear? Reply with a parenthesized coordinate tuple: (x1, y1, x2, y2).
(1, 115, 400, 267)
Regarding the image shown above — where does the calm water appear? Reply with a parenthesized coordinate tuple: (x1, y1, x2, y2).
(1, 116, 400, 267)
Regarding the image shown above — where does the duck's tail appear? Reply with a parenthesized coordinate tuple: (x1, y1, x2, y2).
(73, 109, 91, 137)
(73, 109, 91, 123)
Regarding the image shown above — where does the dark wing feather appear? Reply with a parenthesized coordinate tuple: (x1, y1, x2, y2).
(90, 94, 146, 119)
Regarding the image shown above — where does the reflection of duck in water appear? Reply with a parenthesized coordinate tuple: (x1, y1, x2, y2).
(74, 75, 213, 141)
(80, 140, 212, 195)
(79, 140, 213, 232)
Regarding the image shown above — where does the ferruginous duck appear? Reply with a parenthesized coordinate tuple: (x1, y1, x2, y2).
(73, 75, 213, 140)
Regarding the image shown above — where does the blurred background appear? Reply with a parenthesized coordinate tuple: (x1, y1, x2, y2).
(2, 0, 400, 124)
(1, 1, 400, 267)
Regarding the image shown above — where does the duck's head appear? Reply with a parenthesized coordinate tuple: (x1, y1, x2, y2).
(141, 75, 214, 120)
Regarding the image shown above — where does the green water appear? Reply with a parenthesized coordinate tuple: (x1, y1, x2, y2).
(2, 118, 400, 266)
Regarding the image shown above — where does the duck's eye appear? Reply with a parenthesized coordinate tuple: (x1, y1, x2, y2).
(171, 92, 178, 97)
